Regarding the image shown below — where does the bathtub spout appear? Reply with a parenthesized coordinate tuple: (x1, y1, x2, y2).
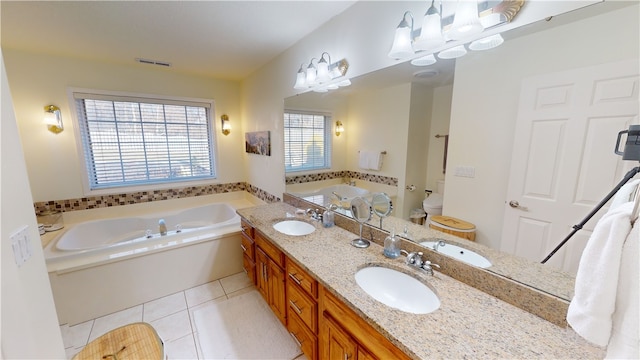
(159, 219, 167, 236)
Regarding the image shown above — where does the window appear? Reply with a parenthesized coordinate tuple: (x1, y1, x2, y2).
(284, 111, 332, 173)
(73, 92, 216, 190)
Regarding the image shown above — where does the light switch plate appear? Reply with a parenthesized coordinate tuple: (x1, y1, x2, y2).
(454, 165, 476, 178)
(10, 225, 32, 267)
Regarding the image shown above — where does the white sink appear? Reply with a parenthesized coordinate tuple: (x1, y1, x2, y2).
(273, 220, 315, 236)
(420, 241, 492, 269)
(355, 266, 440, 314)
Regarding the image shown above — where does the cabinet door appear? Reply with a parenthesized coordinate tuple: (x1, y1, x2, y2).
(268, 258, 287, 326)
(322, 314, 356, 360)
(357, 347, 377, 360)
(255, 247, 268, 302)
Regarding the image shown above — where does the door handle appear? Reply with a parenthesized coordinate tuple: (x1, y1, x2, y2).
(508, 200, 528, 210)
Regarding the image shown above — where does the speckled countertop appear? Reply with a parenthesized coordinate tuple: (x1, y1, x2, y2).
(238, 202, 604, 360)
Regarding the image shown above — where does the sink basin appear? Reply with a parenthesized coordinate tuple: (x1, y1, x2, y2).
(273, 220, 315, 236)
(355, 266, 440, 314)
(420, 241, 492, 268)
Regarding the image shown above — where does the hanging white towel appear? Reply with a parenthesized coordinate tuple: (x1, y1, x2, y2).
(605, 221, 639, 359)
(358, 151, 383, 171)
(367, 151, 383, 171)
(611, 178, 640, 210)
(358, 151, 370, 170)
(567, 202, 634, 346)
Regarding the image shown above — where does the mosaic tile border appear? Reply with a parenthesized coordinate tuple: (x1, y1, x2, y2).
(34, 182, 280, 215)
(285, 170, 398, 187)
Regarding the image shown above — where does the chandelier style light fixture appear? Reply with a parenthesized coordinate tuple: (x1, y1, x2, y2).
(294, 52, 350, 92)
(389, 0, 524, 66)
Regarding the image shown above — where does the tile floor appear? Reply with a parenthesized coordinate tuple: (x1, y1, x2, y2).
(60, 272, 307, 359)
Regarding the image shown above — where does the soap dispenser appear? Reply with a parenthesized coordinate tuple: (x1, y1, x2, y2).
(323, 204, 337, 228)
(383, 229, 400, 259)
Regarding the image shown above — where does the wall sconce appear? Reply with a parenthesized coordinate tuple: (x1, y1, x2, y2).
(335, 121, 344, 137)
(389, 0, 524, 66)
(221, 114, 231, 136)
(294, 52, 350, 93)
(44, 105, 63, 134)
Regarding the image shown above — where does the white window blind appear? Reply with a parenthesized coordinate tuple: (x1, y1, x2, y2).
(284, 111, 331, 172)
(74, 93, 216, 190)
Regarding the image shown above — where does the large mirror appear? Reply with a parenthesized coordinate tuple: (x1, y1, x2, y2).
(284, 0, 639, 302)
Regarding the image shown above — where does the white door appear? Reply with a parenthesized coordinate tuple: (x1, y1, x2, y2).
(501, 59, 639, 275)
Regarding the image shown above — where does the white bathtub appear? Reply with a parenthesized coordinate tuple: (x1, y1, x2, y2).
(45, 202, 245, 325)
(293, 184, 371, 208)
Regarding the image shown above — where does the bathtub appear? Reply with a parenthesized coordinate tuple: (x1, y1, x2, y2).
(292, 184, 371, 208)
(45, 202, 245, 325)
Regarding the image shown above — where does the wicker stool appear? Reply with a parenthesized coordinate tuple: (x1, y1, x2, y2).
(72, 322, 164, 360)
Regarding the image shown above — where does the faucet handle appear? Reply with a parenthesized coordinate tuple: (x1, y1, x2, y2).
(404, 251, 422, 266)
(422, 260, 440, 275)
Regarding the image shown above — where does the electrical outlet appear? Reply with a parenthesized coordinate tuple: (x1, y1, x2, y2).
(10, 225, 32, 267)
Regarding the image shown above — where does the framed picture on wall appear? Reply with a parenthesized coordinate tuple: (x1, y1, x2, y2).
(245, 131, 271, 156)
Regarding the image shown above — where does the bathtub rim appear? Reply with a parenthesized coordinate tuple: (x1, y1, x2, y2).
(43, 195, 260, 274)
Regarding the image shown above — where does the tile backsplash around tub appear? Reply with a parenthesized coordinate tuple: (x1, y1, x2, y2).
(34, 182, 281, 216)
(286, 170, 398, 187)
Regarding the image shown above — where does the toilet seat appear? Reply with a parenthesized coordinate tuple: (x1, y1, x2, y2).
(423, 193, 443, 212)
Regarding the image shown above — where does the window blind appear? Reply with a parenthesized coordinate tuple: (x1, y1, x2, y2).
(74, 93, 216, 190)
(284, 111, 331, 172)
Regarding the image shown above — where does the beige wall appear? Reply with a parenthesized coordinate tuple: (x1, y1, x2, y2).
(426, 84, 453, 192)
(1, 52, 66, 358)
(3, 50, 243, 202)
(444, 4, 640, 249)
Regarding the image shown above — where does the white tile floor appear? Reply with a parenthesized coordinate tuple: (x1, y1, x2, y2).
(60, 272, 307, 360)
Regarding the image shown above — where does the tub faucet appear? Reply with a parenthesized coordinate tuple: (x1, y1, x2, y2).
(159, 219, 167, 236)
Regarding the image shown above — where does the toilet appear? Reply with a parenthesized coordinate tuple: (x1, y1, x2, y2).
(423, 180, 445, 224)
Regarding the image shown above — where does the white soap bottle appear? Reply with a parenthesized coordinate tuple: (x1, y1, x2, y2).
(383, 229, 400, 259)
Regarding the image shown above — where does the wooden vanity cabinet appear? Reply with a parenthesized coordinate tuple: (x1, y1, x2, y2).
(286, 258, 318, 360)
(255, 231, 287, 326)
(240, 218, 256, 285)
(319, 286, 411, 360)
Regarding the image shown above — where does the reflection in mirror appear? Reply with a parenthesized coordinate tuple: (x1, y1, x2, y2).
(371, 192, 393, 228)
(283, 1, 638, 303)
(350, 197, 372, 248)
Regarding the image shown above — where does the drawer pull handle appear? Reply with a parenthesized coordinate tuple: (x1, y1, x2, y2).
(288, 273, 302, 285)
(289, 332, 303, 347)
(289, 300, 303, 314)
(240, 244, 247, 252)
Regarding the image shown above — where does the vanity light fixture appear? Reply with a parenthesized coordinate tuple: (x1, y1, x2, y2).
(448, 0, 485, 40)
(221, 114, 231, 136)
(44, 105, 63, 134)
(293, 53, 350, 93)
(389, 0, 523, 66)
(335, 121, 344, 136)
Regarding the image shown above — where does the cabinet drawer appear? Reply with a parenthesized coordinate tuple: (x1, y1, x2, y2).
(240, 232, 255, 260)
(242, 254, 256, 285)
(286, 258, 317, 299)
(240, 218, 254, 238)
(255, 231, 284, 267)
(288, 310, 318, 360)
(287, 280, 317, 333)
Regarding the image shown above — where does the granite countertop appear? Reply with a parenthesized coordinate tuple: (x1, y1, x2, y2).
(238, 202, 604, 360)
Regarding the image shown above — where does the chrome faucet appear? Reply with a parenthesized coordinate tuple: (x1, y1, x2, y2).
(433, 239, 446, 252)
(401, 250, 440, 276)
(305, 208, 322, 222)
(159, 219, 167, 236)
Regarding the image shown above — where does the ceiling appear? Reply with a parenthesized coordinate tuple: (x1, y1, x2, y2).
(0, 1, 357, 81)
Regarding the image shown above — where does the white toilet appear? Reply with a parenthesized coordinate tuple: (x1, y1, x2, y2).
(423, 180, 445, 224)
